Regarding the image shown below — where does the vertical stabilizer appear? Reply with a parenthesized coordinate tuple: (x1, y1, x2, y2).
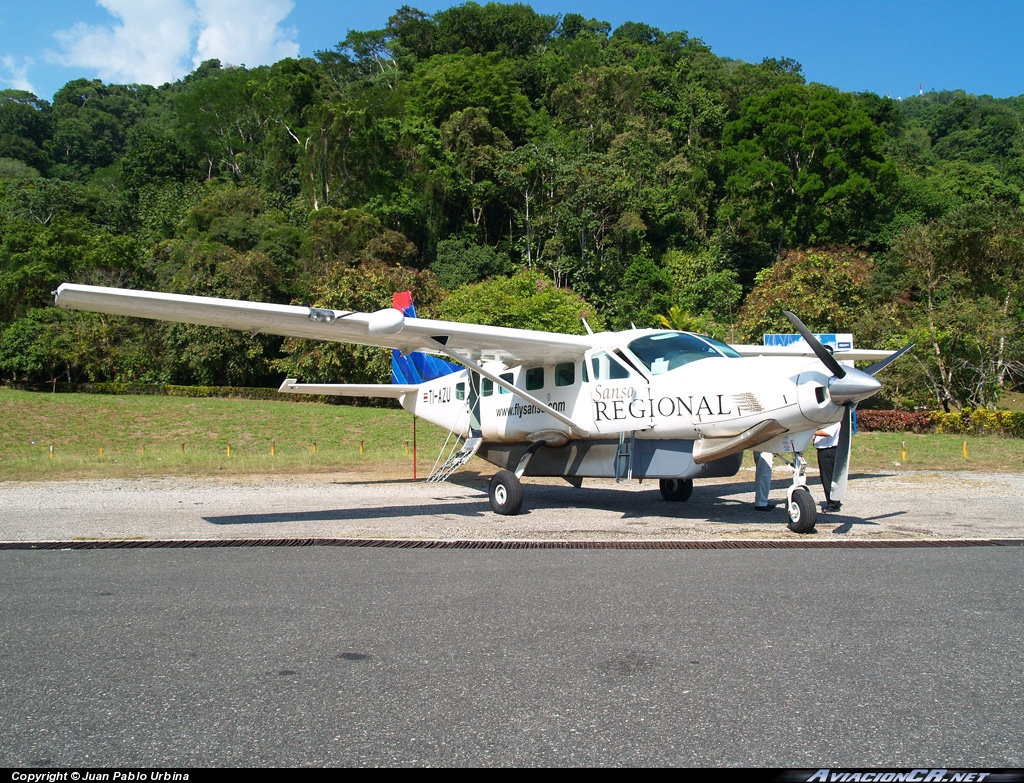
(390, 291, 462, 383)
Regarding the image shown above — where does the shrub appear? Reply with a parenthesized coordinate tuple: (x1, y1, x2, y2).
(856, 409, 934, 433)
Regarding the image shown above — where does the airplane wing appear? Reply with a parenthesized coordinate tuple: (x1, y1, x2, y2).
(54, 284, 593, 365)
(730, 344, 897, 362)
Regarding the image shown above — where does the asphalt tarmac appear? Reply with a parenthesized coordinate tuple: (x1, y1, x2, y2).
(1, 470, 1021, 767)
(1, 546, 1022, 767)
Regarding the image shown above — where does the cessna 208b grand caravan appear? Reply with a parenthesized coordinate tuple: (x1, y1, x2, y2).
(54, 283, 910, 533)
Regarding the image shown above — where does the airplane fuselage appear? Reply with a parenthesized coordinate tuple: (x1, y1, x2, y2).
(401, 329, 847, 480)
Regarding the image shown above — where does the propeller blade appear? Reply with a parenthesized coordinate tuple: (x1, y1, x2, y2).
(782, 310, 846, 378)
(864, 343, 915, 377)
(830, 403, 853, 502)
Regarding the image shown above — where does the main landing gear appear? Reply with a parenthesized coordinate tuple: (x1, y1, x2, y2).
(488, 469, 524, 515)
(785, 452, 817, 534)
(487, 441, 546, 516)
(659, 478, 693, 502)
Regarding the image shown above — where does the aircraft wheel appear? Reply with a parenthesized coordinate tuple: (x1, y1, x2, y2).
(787, 488, 817, 534)
(489, 470, 524, 515)
(659, 478, 693, 502)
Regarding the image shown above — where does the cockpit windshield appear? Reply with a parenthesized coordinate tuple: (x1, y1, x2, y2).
(627, 332, 740, 374)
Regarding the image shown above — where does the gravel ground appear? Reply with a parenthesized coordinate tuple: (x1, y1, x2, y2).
(1, 465, 1021, 542)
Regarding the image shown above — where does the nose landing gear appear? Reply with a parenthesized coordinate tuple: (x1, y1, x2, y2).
(785, 452, 817, 534)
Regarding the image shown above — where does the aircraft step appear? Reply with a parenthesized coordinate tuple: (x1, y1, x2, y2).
(428, 436, 483, 483)
(615, 430, 636, 484)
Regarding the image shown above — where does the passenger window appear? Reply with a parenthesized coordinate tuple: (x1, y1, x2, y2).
(498, 372, 513, 394)
(555, 362, 575, 387)
(482, 378, 493, 396)
(526, 367, 544, 391)
(456, 382, 466, 401)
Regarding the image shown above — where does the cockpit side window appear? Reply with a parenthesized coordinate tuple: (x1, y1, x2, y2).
(589, 351, 632, 380)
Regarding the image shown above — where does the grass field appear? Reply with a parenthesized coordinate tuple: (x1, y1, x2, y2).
(2, 388, 1023, 481)
(0, 388, 449, 481)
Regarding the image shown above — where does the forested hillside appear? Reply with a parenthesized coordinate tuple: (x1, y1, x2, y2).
(2, 2, 1022, 410)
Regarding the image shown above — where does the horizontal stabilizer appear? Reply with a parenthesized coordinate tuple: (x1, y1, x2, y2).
(278, 379, 417, 399)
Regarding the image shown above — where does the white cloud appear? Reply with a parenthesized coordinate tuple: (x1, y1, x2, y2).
(1, 55, 37, 93)
(193, 0, 299, 68)
(50, 0, 300, 88)
(51, 0, 196, 86)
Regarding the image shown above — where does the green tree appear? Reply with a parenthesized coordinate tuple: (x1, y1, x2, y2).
(611, 256, 672, 330)
(431, 2, 557, 58)
(164, 242, 287, 386)
(431, 235, 513, 289)
(47, 79, 154, 180)
(721, 84, 896, 274)
(408, 52, 534, 145)
(437, 107, 512, 236)
(662, 247, 742, 329)
(174, 66, 274, 182)
(435, 269, 603, 333)
(875, 207, 1024, 410)
(0, 308, 70, 382)
(0, 90, 51, 174)
(733, 247, 875, 342)
(300, 206, 417, 286)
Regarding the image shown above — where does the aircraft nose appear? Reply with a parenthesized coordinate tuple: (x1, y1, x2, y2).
(828, 367, 882, 404)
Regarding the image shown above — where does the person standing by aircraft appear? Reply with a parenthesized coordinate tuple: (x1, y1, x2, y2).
(814, 421, 842, 512)
(753, 450, 774, 511)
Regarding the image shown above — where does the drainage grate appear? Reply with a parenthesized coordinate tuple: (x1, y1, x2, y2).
(2, 537, 1022, 551)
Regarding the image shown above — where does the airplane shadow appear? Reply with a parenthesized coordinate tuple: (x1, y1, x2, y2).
(202, 475, 905, 532)
(323, 472, 490, 488)
(825, 510, 906, 534)
(204, 499, 490, 526)
(513, 477, 907, 532)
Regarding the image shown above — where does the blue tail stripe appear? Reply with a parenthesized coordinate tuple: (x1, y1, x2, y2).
(390, 298, 461, 383)
(391, 350, 461, 384)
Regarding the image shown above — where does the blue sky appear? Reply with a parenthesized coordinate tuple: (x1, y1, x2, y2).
(2, 0, 1022, 103)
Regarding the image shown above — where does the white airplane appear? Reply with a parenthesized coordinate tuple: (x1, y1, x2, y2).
(54, 283, 910, 533)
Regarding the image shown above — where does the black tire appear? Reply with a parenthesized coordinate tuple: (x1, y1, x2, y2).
(787, 487, 817, 534)
(489, 470, 524, 515)
(659, 478, 694, 502)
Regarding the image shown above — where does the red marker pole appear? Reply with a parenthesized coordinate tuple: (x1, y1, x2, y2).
(412, 416, 418, 481)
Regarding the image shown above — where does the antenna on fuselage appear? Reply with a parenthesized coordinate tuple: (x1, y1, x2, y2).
(581, 318, 594, 335)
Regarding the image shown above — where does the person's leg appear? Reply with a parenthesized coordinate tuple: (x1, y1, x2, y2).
(818, 446, 837, 507)
(754, 451, 773, 509)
